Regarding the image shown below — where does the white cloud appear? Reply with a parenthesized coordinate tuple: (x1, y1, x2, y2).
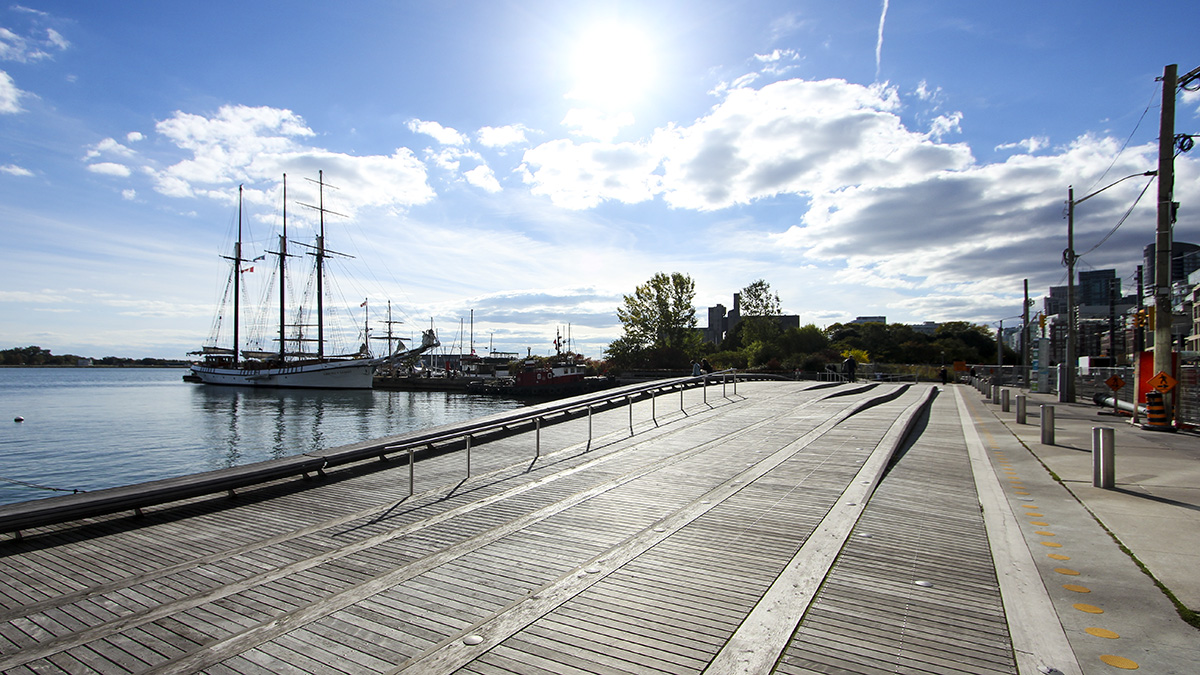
(995, 136, 1050, 154)
(0, 163, 31, 176)
(561, 108, 634, 142)
(0, 69, 23, 113)
(464, 165, 502, 193)
(408, 118, 468, 145)
(521, 139, 662, 209)
(84, 137, 137, 160)
(121, 189, 136, 200)
(928, 111, 963, 140)
(0, 24, 68, 63)
(126, 131, 145, 143)
(146, 105, 434, 212)
(87, 162, 132, 177)
(477, 124, 529, 148)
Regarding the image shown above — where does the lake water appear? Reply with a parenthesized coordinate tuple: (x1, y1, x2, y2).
(0, 368, 525, 506)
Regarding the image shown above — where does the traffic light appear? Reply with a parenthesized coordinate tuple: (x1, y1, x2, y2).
(1146, 306, 1156, 330)
(1133, 310, 1145, 328)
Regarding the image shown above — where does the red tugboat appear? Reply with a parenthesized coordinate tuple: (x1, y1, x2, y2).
(468, 330, 614, 398)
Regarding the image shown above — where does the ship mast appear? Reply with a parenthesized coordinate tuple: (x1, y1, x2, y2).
(232, 186, 243, 365)
(278, 174, 288, 361)
(316, 170, 326, 360)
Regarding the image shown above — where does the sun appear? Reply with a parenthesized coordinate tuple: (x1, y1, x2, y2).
(568, 22, 656, 108)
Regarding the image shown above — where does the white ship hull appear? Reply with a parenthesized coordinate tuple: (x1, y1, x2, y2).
(189, 359, 376, 389)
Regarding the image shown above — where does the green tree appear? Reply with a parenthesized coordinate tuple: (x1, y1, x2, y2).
(737, 279, 783, 347)
(607, 272, 701, 369)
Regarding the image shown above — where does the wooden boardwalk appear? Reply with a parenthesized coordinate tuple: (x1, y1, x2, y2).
(0, 381, 1020, 674)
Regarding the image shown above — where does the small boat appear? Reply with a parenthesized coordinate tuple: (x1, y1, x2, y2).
(468, 331, 614, 398)
(187, 172, 438, 389)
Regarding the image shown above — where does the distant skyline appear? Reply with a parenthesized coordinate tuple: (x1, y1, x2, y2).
(1, 2, 1198, 359)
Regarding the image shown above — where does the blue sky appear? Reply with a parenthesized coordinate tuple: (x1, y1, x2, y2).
(2, 1, 1198, 360)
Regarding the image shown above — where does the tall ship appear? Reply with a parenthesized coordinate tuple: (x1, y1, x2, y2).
(188, 172, 437, 389)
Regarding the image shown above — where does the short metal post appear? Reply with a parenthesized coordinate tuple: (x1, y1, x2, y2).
(535, 417, 541, 459)
(465, 434, 472, 478)
(1040, 405, 1055, 445)
(1001, 388, 1010, 413)
(587, 404, 593, 448)
(628, 395, 633, 434)
(652, 389, 657, 426)
(991, 384, 1000, 405)
(733, 371, 737, 395)
(703, 375, 708, 405)
(1016, 394, 1026, 424)
(722, 373, 727, 398)
(1093, 427, 1114, 488)
(680, 385, 685, 412)
(408, 447, 415, 496)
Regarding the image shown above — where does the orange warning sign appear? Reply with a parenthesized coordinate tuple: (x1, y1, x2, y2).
(1150, 371, 1177, 393)
(1105, 375, 1126, 391)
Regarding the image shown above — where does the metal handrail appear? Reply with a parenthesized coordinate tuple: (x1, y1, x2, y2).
(0, 371, 738, 537)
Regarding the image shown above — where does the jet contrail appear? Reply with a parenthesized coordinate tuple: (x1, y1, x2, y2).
(875, 0, 889, 82)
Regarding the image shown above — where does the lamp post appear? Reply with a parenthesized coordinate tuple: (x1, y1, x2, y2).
(1062, 170, 1156, 403)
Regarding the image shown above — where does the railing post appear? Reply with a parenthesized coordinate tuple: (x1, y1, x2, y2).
(535, 417, 541, 459)
(722, 373, 727, 398)
(465, 434, 472, 478)
(587, 404, 593, 449)
(733, 370, 738, 395)
(628, 395, 633, 435)
(652, 389, 658, 426)
(703, 375, 708, 405)
(680, 385, 685, 412)
(1092, 427, 1115, 488)
(408, 446, 415, 496)
(1016, 394, 1026, 424)
(1040, 405, 1055, 445)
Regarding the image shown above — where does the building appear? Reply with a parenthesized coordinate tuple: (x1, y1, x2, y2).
(1078, 269, 1119, 306)
(1142, 242, 1200, 296)
(849, 316, 886, 325)
(701, 293, 800, 346)
(1043, 286, 1068, 317)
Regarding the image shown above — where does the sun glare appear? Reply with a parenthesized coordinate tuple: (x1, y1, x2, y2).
(569, 22, 656, 107)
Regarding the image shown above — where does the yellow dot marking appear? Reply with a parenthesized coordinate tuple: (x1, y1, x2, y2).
(1014, 491, 1030, 495)
(1048, 553, 1071, 560)
(1041, 541, 1063, 548)
(1086, 627, 1118, 638)
(1063, 584, 1091, 593)
(1074, 603, 1104, 614)
(1036, 530, 1056, 536)
(1026, 512, 1044, 517)
(1021, 505, 1039, 509)
(1029, 521, 1049, 526)
(1055, 568, 1080, 575)
(1099, 654, 1138, 669)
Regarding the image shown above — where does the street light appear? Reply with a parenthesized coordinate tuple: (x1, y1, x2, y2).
(1061, 170, 1157, 403)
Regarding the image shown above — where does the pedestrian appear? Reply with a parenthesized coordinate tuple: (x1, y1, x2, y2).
(843, 355, 857, 382)
(701, 358, 713, 374)
(692, 360, 702, 377)
(939, 366, 948, 385)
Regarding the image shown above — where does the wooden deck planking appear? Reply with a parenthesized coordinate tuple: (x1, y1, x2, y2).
(0, 382, 1018, 675)
(779, 387, 1017, 675)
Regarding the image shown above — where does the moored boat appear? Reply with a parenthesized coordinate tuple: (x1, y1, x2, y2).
(187, 172, 438, 389)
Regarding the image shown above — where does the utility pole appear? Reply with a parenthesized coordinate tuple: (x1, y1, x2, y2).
(1022, 279, 1030, 386)
(1154, 64, 1177, 420)
(1063, 187, 1077, 403)
(1135, 265, 1144, 354)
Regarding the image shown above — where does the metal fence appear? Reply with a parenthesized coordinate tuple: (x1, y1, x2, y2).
(969, 363, 1200, 428)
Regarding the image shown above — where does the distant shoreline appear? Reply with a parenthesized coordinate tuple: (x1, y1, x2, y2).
(0, 364, 190, 369)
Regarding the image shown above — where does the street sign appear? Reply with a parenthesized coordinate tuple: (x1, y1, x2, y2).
(1150, 371, 1177, 393)
(1105, 375, 1126, 391)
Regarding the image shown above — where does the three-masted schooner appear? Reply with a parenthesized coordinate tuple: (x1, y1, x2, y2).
(188, 172, 437, 389)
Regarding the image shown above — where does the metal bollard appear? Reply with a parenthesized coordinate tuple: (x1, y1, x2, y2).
(535, 417, 541, 459)
(1040, 405, 1055, 445)
(1016, 394, 1026, 424)
(1001, 388, 1010, 413)
(465, 434, 472, 478)
(408, 446, 415, 496)
(991, 384, 1000, 405)
(1092, 427, 1114, 488)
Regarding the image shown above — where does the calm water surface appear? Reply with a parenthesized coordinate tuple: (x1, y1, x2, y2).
(0, 368, 525, 506)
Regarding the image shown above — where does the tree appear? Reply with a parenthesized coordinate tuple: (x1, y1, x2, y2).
(739, 279, 781, 317)
(737, 279, 783, 347)
(607, 272, 701, 368)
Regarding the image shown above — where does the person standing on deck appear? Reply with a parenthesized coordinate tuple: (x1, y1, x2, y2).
(843, 355, 857, 382)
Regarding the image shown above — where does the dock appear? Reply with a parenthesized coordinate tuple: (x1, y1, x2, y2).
(0, 380, 1196, 674)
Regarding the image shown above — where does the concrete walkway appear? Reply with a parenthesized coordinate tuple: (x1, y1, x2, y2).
(958, 382, 1200, 673)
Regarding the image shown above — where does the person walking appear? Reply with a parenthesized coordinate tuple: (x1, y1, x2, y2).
(843, 355, 857, 382)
